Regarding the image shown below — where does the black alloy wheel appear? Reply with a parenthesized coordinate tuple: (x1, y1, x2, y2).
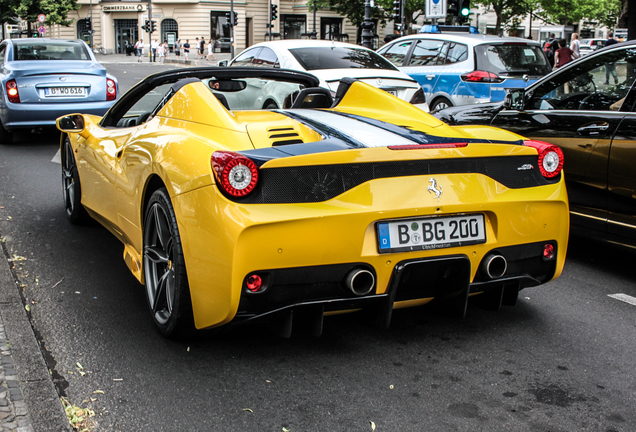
(61, 137, 90, 224)
(143, 188, 194, 338)
(430, 97, 452, 112)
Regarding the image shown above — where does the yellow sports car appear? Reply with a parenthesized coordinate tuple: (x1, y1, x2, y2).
(57, 67, 569, 339)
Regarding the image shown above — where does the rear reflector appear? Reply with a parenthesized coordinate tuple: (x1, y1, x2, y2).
(246, 274, 262, 292)
(543, 243, 555, 260)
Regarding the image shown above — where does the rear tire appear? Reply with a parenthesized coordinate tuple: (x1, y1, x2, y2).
(0, 119, 13, 145)
(263, 100, 278, 109)
(61, 137, 90, 224)
(430, 97, 452, 112)
(143, 188, 195, 339)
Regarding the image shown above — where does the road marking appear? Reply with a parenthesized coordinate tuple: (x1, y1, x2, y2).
(51, 149, 60, 164)
(608, 293, 636, 307)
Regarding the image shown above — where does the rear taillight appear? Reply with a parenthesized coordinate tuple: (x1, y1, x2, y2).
(460, 70, 505, 83)
(6, 79, 19, 103)
(211, 151, 259, 197)
(524, 140, 564, 178)
(409, 87, 426, 105)
(106, 78, 116, 101)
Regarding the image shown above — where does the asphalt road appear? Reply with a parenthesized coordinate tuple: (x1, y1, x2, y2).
(0, 63, 635, 431)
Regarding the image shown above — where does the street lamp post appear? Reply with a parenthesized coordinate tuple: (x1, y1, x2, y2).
(360, 0, 374, 48)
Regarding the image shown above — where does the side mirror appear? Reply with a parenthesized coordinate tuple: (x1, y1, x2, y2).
(57, 114, 85, 132)
(217, 60, 228, 67)
(504, 88, 525, 111)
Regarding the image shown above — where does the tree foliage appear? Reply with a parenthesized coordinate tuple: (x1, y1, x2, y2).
(10, 0, 79, 30)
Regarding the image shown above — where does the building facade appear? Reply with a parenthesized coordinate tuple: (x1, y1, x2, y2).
(42, 0, 373, 55)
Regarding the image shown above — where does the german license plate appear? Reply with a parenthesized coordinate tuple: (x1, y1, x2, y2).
(45, 87, 86, 97)
(377, 214, 486, 254)
(383, 89, 397, 96)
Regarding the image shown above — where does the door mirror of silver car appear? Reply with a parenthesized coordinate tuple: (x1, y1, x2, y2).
(57, 114, 85, 133)
(217, 60, 228, 67)
(504, 88, 525, 111)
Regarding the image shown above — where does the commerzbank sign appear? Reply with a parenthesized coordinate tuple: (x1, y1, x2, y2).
(102, 4, 147, 12)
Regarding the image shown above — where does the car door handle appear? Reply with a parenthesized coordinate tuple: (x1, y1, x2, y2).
(576, 123, 609, 136)
(426, 74, 435, 80)
(577, 143, 593, 149)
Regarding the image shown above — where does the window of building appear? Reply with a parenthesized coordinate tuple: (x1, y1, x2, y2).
(283, 15, 306, 39)
(162, 18, 178, 49)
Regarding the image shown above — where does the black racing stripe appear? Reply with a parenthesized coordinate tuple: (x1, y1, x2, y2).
(223, 155, 559, 204)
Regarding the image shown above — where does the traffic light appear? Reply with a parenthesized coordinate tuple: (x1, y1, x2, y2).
(84, 17, 92, 31)
(143, 20, 150, 33)
(459, 0, 470, 22)
(392, 0, 401, 21)
(270, 3, 278, 20)
(447, 0, 459, 16)
(150, 20, 156, 33)
(233, 11, 238, 26)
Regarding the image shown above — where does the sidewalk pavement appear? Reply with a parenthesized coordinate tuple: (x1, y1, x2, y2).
(94, 51, 233, 66)
(0, 244, 70, 432)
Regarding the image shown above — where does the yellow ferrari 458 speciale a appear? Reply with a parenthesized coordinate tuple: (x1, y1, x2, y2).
(57, 67, 569, 339)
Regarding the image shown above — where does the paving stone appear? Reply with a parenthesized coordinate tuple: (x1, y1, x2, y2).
(5, 382, 18, 389)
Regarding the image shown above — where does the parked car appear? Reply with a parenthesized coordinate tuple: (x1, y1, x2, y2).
(56, 67, 568, 338)
(579, 44, 594, 57)
(582, 38, 607, 50)
(218, 40, 426, 110)
(434, 40, 636, 245)
(377, 27, 552, 111)
(214, 38, 232, 53)
(0, 38, 118, 144)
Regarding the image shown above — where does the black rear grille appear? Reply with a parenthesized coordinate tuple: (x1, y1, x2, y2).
(228, 156, 559, 204)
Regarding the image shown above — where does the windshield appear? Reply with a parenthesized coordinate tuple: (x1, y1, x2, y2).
(290, 47, 398, 71)
(13, 40, 90, 61)
(475, 43, 551, 76)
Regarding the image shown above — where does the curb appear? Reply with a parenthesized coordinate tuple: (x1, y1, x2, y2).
(0, 242, 71, 432)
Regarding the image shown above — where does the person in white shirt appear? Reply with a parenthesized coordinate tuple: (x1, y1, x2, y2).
(194, 38, 200, 59)
(206, 39, 216, 61)
(134, 39, 144, 62)
(157, 42, 165, 62)
(150, 39, 159, 62)
(570, 33, 580, 58)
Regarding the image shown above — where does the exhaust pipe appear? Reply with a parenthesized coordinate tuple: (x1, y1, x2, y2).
(481, 254, 507, 280)
(345, 269, 375, 296)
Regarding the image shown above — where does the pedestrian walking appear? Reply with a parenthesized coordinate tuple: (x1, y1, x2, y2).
(604, 31, 619, 84)
(174, 39, 181, 58)
(151, 39, 158, 62)
(194, 37, 200, 59)
(183, 39, 190, 61)
(543, 33, 557, 66)
(206, 39, 216, 61)
(570, 33, 580, 58)
(157, 42, 165, 63)
(554, 38, 576, 69)
(200, 37, 205, 59)
(134, 39, 144, 62)
(163, 40, 169, 60)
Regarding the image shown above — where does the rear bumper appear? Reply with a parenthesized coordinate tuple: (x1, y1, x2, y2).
(172, 172, 569, 330)
(1, 101, 113, 130)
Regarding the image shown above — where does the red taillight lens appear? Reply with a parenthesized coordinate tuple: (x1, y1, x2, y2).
(106, 78, 116, 101)
(246, 274, 262, 292)
(388, 142, 468, 150)
(524, 140, 564, 178)
(211, 151, 259, 197)
(460, 70, 504, 83)
(6, 79, 19, 103)
(543, 243, 555, 260)
(409, 87, 427, 105)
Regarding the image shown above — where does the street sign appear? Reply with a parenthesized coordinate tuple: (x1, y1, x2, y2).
(425, 0, 447, 18)
(38, 14, 46, 23)
(39, 26, 46, 34)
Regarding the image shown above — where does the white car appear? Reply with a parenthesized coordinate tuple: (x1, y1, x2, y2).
(219, 40, 426, 110)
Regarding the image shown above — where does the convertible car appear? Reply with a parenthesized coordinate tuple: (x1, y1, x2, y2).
(57, 67, 569, 339)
